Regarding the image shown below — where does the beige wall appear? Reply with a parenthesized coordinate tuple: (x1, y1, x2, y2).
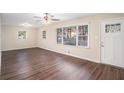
(1, 25, 37, 51)
(1, 13, 124, 63)
(37, 13, 124, 63)
(0, 14, 1, 74)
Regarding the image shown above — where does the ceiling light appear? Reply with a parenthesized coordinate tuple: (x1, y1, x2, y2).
(21, 23, 32, 27)
(42, 18, 51, 24)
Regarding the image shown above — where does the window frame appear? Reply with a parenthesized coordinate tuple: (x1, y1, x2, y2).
(42, 31, 46, 39)
(17, 31, 27, 40)
(56, 28, 63, 44)
(63, 26, 77, 46)
(77, 23, 90, 48)
(56, 22, 90, 48)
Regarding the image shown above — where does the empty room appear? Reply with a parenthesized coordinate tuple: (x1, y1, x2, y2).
(0, 13, 124, 80)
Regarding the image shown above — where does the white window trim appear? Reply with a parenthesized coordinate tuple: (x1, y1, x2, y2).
(56, 28, 63, 44)
(56, 22, 90, 48)
(77, 23, 90, 48)
(63, 26, 77, 46)
(17, 31, 27, 40)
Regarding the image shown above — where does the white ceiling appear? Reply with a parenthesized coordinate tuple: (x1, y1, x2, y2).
(1, 13, 95, 27)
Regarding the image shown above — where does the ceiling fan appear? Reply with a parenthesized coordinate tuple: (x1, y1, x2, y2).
(34, 13, 60, 24)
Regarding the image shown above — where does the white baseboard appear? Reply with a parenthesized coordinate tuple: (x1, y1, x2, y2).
(2, 46, 37, 52)
(38, 46, 100, 63)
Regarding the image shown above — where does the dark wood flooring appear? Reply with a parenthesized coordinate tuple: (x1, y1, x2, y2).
(0, 48, 124, 80)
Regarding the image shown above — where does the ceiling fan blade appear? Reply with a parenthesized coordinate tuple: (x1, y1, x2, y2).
(33, 16, 41, 19)
(44, 13, 49, 16)
(52, 19, 60, 21)
(50, 15, 54, 17)
(35, 20, 42, 21)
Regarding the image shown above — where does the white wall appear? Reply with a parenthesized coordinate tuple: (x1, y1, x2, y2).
(1, 13, 124, 64)
(37, 13, 124, 63)
(0, 14, 1, 74)
(1, 25, 37, 51)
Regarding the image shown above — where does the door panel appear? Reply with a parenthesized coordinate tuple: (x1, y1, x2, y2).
(101, 19, 124, 67)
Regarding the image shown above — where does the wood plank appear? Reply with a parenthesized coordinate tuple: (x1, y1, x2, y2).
(1, 48, 124, 80)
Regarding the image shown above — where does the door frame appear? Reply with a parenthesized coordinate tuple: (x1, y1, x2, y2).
(100, 17, 124, 65)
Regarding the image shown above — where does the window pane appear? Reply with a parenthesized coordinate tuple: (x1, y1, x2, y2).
(78, 25, 88, 36)
(105, 23, 121, 33)
(42, 31, 46, 39)
(78, 25, 88, 47)
(57, 28, 62, 36)
(63, 26, 76, 46)
(78, 36, 88, 46)
(18, 31, 26, 39)
(57, 36, 62, 44)
(57, 28, 62, 44)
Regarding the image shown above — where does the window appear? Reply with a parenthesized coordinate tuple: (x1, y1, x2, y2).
(18, 31, 26, 39)
(63, 26, 76, 46)
(42, 31, 46, 39)
(105, 23, 121, 33)
(56, 23, 89, 48)
(57, 28, 63, 44)
(78, 25, 88, 47)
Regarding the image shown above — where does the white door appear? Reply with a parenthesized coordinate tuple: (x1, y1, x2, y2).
(101, 19, 124, 68)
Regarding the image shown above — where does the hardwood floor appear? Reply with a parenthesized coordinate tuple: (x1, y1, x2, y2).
(0, 48, 124, 80)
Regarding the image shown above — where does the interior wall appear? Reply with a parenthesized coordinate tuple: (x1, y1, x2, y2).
(1, 13, 124, 63)
(37, 13, 124, 63)
(1, 25, 37, 51)
(0, 14, 1, 74)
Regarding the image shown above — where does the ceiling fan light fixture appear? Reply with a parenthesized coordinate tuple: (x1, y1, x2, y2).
(42, 15, 52, 24)
(21, 23, 32, 27)
(34, 13, 60, 25)
(43, 20, 51, 24)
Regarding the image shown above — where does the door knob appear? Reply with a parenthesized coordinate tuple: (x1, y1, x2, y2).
(101, 42, 104, 47)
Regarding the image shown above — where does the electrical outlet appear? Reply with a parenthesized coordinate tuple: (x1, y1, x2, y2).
(65, 50, 70, 53)
(68, 51, 70, 53)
